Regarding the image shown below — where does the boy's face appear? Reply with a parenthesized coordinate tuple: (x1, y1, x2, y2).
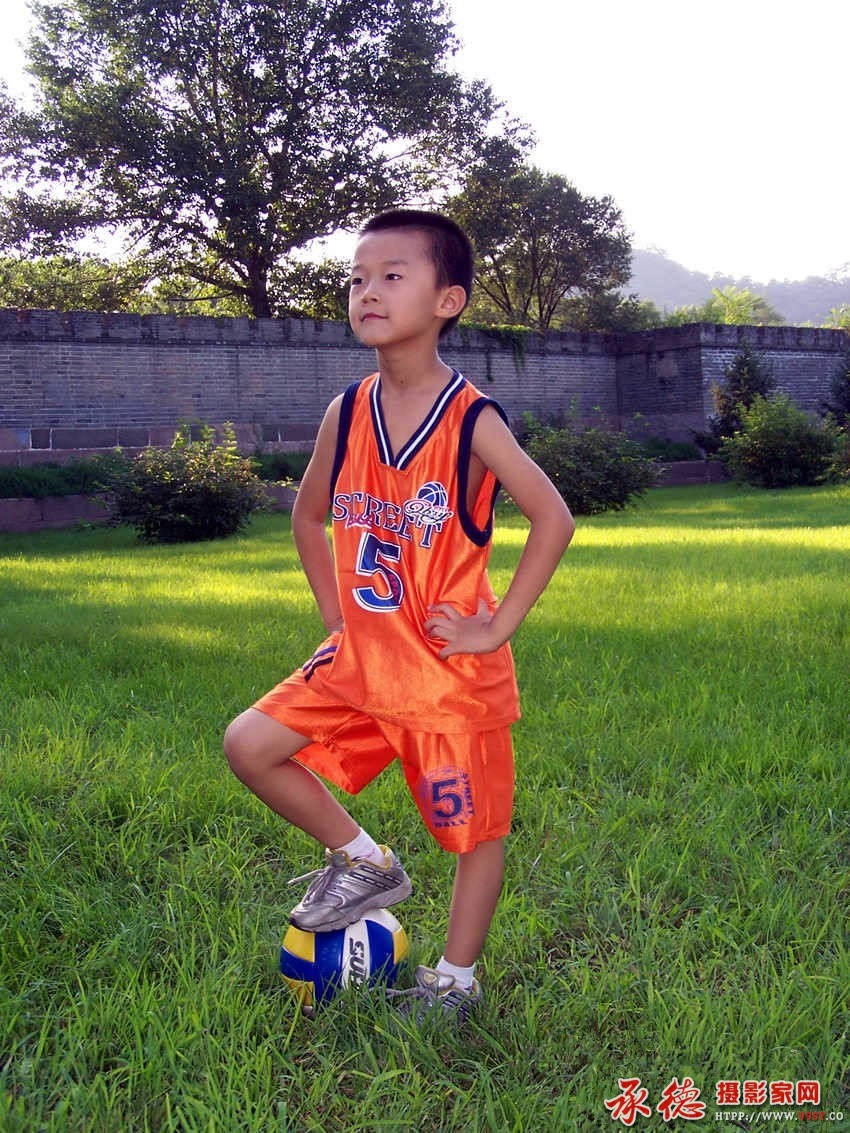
(348, 228, 463, 348)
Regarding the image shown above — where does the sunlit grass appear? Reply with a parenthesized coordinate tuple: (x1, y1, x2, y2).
(2, 483, 849, 1130)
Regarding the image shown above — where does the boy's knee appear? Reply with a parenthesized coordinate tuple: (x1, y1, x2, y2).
(222, 709, 307, 780)
(222, 713, 258, 778)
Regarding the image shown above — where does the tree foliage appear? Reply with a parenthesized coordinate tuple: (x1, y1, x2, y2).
(819, 347, 850, 428)
(665, 285, 784, 326)
(713, 343, 775, 431)
(696, 342, 776, 453)
(0, 0, 503, 317)
(270, 258, 350, 322)
(823, 305, 850, 330)
(449, 154, 632, 333)
(0, 249, 350, 318)
(0, 254, 155, 312)
(557, 291, 663, 333)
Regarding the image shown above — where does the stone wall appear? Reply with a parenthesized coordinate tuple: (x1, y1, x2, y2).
(0, 308, 845, 463)
(614, 324, 846, 441)
(697, 324, 843, 416)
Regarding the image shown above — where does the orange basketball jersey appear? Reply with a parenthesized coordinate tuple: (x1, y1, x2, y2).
(302, 370, 520, 733)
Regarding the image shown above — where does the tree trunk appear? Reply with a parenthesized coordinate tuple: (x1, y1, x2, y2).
(247, 262, 273, 319)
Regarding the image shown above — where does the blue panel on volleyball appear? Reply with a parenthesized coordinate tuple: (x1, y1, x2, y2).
(280, 909, 408, 1010)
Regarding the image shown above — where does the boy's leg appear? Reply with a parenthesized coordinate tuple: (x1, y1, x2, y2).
(444, 836, 505, 968)
(389, 839, 503, 1021)
(389, 726, 513, 1019)
(224, 706, 412, 930)
(224, 707, 359, 848)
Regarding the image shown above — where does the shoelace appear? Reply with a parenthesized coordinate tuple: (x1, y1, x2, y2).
(287, 852, 350, 888)
(386, 981, 476, 1019)
(386, 985, 437, 1002)
(287, 865, 330, 887)
(387, 972, 463, 1002)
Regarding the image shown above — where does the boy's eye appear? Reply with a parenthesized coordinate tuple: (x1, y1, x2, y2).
(349, 277, 362, 287)
(385, 272, 401, 281)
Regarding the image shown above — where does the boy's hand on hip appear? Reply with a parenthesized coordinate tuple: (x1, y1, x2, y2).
(424, 599, 499, 659)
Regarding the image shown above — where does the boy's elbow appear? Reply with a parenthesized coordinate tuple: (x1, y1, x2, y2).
(548, 493, 575, 555)
(551, 492, 575, 550)
(559, 509, 576, 555)
(530, 497, 574, 557)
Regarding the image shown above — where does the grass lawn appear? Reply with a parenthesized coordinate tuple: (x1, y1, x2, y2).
(1, 483, 849, 1131)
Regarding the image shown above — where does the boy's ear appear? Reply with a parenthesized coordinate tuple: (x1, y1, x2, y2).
(437, 284, 467, 320)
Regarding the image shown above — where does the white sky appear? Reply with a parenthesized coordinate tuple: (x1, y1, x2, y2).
(1, 0, 848, 283)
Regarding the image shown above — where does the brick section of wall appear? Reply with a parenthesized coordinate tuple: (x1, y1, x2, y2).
(0, 310, 619, 459)
(614, 324, 847, 441)
(0, 309, 845, 460)
(695, 324, 844, 420)
(616, 325, 708, 439)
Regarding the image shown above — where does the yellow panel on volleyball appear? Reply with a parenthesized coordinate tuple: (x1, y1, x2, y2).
(282, 925, 316, 962)
(392, 921, 409, 964)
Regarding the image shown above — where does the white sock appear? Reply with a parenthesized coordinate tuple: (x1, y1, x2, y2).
(436, 956, 476, 991)
(333, 828, 386, 866)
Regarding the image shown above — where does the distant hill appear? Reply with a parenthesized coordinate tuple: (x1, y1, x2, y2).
(628, 248, 850, 326)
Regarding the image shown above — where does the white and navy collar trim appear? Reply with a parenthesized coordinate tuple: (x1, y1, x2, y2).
(370, 370, 466, 470)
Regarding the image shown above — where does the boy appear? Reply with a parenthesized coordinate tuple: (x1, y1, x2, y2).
(224, 209, 574, 1021)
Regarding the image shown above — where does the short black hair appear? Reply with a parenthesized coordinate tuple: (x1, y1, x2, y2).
(359, 209, 474, 336)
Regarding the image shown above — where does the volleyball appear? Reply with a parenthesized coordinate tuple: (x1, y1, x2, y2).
(279, 908, 409, 1011)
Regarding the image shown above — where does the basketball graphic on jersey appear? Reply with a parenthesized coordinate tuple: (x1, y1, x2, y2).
(404, 482, 453, 548)
(417, 481, 448, 509)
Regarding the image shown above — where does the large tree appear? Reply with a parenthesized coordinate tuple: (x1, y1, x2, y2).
(0, 0, 502, 316)
(449, 153, 632, 332)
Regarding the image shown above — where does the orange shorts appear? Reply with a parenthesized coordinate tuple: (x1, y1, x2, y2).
(252, 669, 514, 854)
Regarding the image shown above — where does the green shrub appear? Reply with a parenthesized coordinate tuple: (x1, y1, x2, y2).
(0, 453, 129, 499)
(640, 438, 704, 462)
(251, 450, 312, 482)
(819, 349, 850, 428)
(833, 430, 850, 481)
(112, 424, 267, 542)
(522, 417, 657, 514)
(719, 394, 842, 488)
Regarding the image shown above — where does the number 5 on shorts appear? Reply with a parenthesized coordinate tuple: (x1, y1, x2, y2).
(431, 777, 463, 819)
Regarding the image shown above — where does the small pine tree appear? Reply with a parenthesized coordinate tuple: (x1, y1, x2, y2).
(697, 343, 775, 453)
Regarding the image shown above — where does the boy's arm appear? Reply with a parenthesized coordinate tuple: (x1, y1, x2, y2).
(425, 405, 575, 658)
(290, 396, 344, 633)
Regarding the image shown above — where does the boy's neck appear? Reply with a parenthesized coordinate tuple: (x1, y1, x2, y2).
(373, 342, 453, 393)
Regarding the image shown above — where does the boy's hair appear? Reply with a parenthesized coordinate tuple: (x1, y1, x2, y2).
(359, 209, 474, 337)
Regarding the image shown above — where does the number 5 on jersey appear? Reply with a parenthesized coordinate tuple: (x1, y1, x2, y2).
(353, 531, 404, 613)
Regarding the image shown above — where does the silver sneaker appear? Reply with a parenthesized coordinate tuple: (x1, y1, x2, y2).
(387, 965, 482, 1024)
(288, 845, 411, 933)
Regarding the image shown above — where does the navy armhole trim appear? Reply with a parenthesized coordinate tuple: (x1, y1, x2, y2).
(330, 380, 361, 494)
(457, 398, 509, 547)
